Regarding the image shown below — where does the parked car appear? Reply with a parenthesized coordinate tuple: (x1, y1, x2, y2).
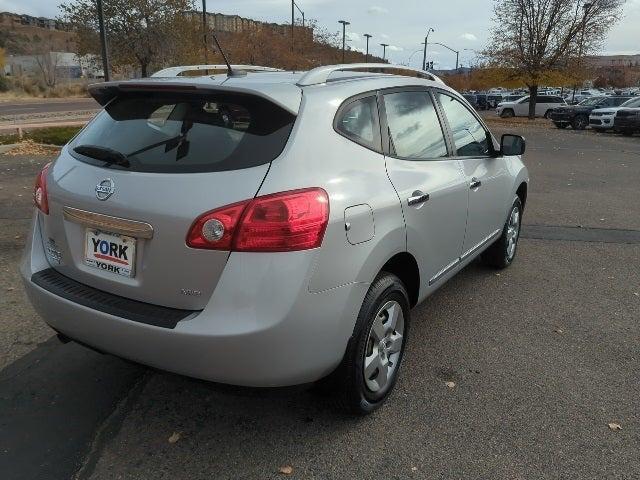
(475, 94, 489, 110)
(496, 95, 566, 118)
(21, 63, 528, 414)
(590, 96, 640, 132)
(614, 108, 640, 136)
(550, 96, 633, 130)
(499, 94, 525, 104)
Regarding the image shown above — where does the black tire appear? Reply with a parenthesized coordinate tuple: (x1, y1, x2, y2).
(500, 109, 515, 118)
(572, 114, 588, 130)
(319, 272, 410, 415)
(554, 122, 568, 129)
(544, 110, 552, 119)
(482, 196, 523, 269)
(621, 130, 633, 136)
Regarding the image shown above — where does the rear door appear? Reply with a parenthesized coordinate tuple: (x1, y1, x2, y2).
(42, 90, 296, 309)
(434, 90, 512, 258)
(380, 88, 468, 291)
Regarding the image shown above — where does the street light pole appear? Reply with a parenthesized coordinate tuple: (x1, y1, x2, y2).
(364, 33, 372, 62)
(430, 42, 460, 71)
(572, 2, 593, 102)
(202, 0, 208, 63)
(422, 27, 434, 71)
(96, 0, 110, 81)
(291, 0, 295, 51)
(338, 20, 350, 63)
(380, 43, 389, 61)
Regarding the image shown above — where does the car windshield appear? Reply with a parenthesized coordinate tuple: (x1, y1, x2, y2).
(621, 97, 640, 108)
(70, 91, 296, 173)
(578, 97, 606, 106)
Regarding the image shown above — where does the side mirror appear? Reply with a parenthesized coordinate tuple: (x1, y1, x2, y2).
(500, 134, 526, 156)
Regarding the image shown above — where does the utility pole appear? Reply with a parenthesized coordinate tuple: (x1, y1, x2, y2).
(293, 2, 305, 53)
(202, 0, 207, 63)
(338, 20, 350, 63)
(364, 33, 372, 62)
(422, 27, 434, 71)
(96, 0, 110, 81)
(380, 43, 389, 61)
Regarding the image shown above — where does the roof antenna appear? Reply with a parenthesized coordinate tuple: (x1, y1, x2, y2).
(211, 32, 246, 77)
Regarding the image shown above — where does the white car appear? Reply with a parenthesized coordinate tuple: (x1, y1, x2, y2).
(589, 97, 640, 132)
(496, 95, 566, 118)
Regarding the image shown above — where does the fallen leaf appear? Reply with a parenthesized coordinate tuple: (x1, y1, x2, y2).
(6, 287, 15, 292)
(554, 328, 564, 334)
(445, 381, 456, 389)
(168, 431, 182, 443)
(608, 423, 622, 431)
(411, 466, 418, 472)
(279, 465, 294, 475)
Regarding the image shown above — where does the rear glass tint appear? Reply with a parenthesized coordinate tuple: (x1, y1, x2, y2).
(70, 92, 296, 173)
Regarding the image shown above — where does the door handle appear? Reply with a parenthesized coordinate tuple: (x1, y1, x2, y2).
(469, 178, 482, 190)
(408, 191, 430, 206)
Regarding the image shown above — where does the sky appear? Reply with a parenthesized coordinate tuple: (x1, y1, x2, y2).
(1, 0, 639, 69)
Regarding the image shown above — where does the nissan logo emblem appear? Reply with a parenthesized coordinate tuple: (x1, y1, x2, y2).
(95, 178, 115, 201)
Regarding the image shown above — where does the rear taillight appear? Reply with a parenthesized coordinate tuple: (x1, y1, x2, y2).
(187, 188, 329, 252)
(34, 163, 51, 215)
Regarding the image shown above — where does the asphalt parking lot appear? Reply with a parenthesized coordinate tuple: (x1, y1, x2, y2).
(1, 122, 638, 479)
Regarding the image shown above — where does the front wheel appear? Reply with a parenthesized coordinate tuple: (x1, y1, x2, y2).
(500, 109, 515, 118)
(482, 196, 523, 269)
(322, 273, 410, 415)
(544, 110, 552, 119)
(572, 115, 588, 130)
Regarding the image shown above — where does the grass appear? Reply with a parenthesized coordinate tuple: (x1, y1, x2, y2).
(0, 126, 82, 146)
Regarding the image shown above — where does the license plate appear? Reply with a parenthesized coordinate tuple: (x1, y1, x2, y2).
(85, 229, 136, 277)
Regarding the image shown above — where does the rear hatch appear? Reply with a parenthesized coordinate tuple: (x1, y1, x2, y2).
(41, 85, 297, 309)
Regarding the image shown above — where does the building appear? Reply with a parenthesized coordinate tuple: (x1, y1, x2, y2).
(188, 11, 313, 40)
(586, 54, 640, 68)
(5, 52, 102, 79)
(0, 11, 64, 30)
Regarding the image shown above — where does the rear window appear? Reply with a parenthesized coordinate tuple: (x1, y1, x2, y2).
(70, 92, 296, 173)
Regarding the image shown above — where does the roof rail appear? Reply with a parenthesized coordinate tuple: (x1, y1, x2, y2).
(151, 65, 284, 78)
(296, 63, 444, 86)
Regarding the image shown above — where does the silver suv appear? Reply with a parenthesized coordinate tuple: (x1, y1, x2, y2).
(22, 64, 529, 414)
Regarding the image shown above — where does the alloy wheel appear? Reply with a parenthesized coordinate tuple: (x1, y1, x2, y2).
(506, 205, 521, 260)
(363, 300, 405, 393)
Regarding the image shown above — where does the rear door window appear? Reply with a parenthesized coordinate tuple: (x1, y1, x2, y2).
(382, 90, 448, 160)
(70, 92, 296, 173)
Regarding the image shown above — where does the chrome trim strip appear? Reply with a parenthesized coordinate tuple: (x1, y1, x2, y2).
(429, 258, 461, 286)
(63, 206, 154, 239)
(460, 228, 501, 261)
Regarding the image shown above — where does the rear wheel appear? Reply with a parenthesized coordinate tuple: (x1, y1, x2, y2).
(482, 197, 522, 269)
(500, 109, 515, 118)
(544, 110, 552, 119)
(321, 273, 410, 415)
(572, 114, 588, 130)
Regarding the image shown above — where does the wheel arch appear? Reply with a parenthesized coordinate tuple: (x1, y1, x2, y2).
(378, 252, 420, 308)
(516, 181, 528, 210)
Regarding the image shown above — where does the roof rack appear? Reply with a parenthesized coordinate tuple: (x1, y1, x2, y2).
(296, 63, 444, 87)
(151, 65, 284, 78)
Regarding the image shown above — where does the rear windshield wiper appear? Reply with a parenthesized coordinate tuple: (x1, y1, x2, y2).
(73, 144, 131, 168)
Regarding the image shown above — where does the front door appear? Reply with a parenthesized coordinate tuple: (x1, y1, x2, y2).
(434, 91, 513, 258)
(380, 89, 469, 294)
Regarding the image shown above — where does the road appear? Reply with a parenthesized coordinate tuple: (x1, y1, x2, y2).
(0, 123, 638, 480)
(0, 98, 99, 117)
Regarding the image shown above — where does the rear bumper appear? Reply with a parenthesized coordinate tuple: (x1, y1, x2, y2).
(21, 214, 368, 387)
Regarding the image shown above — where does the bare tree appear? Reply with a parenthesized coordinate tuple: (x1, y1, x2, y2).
(29, 36, 61, 87)
(486, 0, 624, 118)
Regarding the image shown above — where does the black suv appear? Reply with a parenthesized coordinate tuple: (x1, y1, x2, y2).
(549, 96, 633, 130)
(614, 108, 640, 136)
